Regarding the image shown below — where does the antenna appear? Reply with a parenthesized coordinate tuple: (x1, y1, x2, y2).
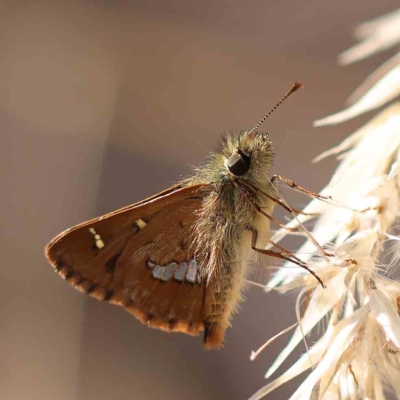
(247, 82, 303, 135)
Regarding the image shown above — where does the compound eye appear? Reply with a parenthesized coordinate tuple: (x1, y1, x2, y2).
(227, 150, 251, 176)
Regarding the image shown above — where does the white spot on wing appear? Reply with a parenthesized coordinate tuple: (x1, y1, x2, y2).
(96, 240, 105, 249)
(186, 259, 197, 283)
(151, 259, 201, 284)
(135, 218, 147, 230)
(161, 262, 178, 282)
(152, 265, 165, 279)
(174, 262, 187, 281)
(88, 227, 106, 249)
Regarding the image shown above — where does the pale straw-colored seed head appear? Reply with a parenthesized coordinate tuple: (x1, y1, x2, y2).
(251, 8, 400, 400)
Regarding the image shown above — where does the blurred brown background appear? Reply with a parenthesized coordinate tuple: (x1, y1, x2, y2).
(1, 2, 398, 400)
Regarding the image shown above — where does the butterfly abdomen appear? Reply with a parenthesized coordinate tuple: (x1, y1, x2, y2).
(194, 184, 259, 349)
(201, 226, 255, 349)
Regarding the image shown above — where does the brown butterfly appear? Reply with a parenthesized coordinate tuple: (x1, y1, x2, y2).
(45, 82, 323, 350)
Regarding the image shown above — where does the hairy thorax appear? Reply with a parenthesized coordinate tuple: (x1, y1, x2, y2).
(193, 177, 275, 334)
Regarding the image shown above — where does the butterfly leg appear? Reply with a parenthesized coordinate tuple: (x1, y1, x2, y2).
(235, 178, 332, 258)
(251, 230, 325, 288)
(270, 174, 331, 201)
(268, 239, 305, 264)
(285, 206, 319, 216)
(233, 179, 302, 232)
(236, 178, 319, 217)
(270, 175, 380, 216)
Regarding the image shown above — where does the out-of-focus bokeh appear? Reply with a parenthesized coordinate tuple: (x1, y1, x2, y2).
(1, 2, 397, 399)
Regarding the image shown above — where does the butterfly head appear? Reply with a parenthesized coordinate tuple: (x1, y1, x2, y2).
(226, 131, 272, 176)
(221, 131, 273, 183)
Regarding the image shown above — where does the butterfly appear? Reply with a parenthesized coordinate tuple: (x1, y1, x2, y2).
(45, 82, 322, 350)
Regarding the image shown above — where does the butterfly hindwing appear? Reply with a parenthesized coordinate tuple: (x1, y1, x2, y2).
(46, 183, 209, 336)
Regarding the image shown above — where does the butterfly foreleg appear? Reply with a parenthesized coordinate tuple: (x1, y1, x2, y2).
(236, 178, 319, 217)
(235, 178, 334, 260)
(233, 179, 301, 232)
(270, 174, 331, 201)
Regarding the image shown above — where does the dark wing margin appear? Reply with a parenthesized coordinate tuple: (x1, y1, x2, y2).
(46, 182, 210, 337)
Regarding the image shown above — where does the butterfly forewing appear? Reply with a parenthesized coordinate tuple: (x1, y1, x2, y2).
(46, 183, 209, 336)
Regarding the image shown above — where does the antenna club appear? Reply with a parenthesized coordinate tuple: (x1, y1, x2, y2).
(289, 81, 304, 95)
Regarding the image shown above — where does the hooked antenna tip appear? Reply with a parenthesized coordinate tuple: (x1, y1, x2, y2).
(289, 81, 304, 95)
